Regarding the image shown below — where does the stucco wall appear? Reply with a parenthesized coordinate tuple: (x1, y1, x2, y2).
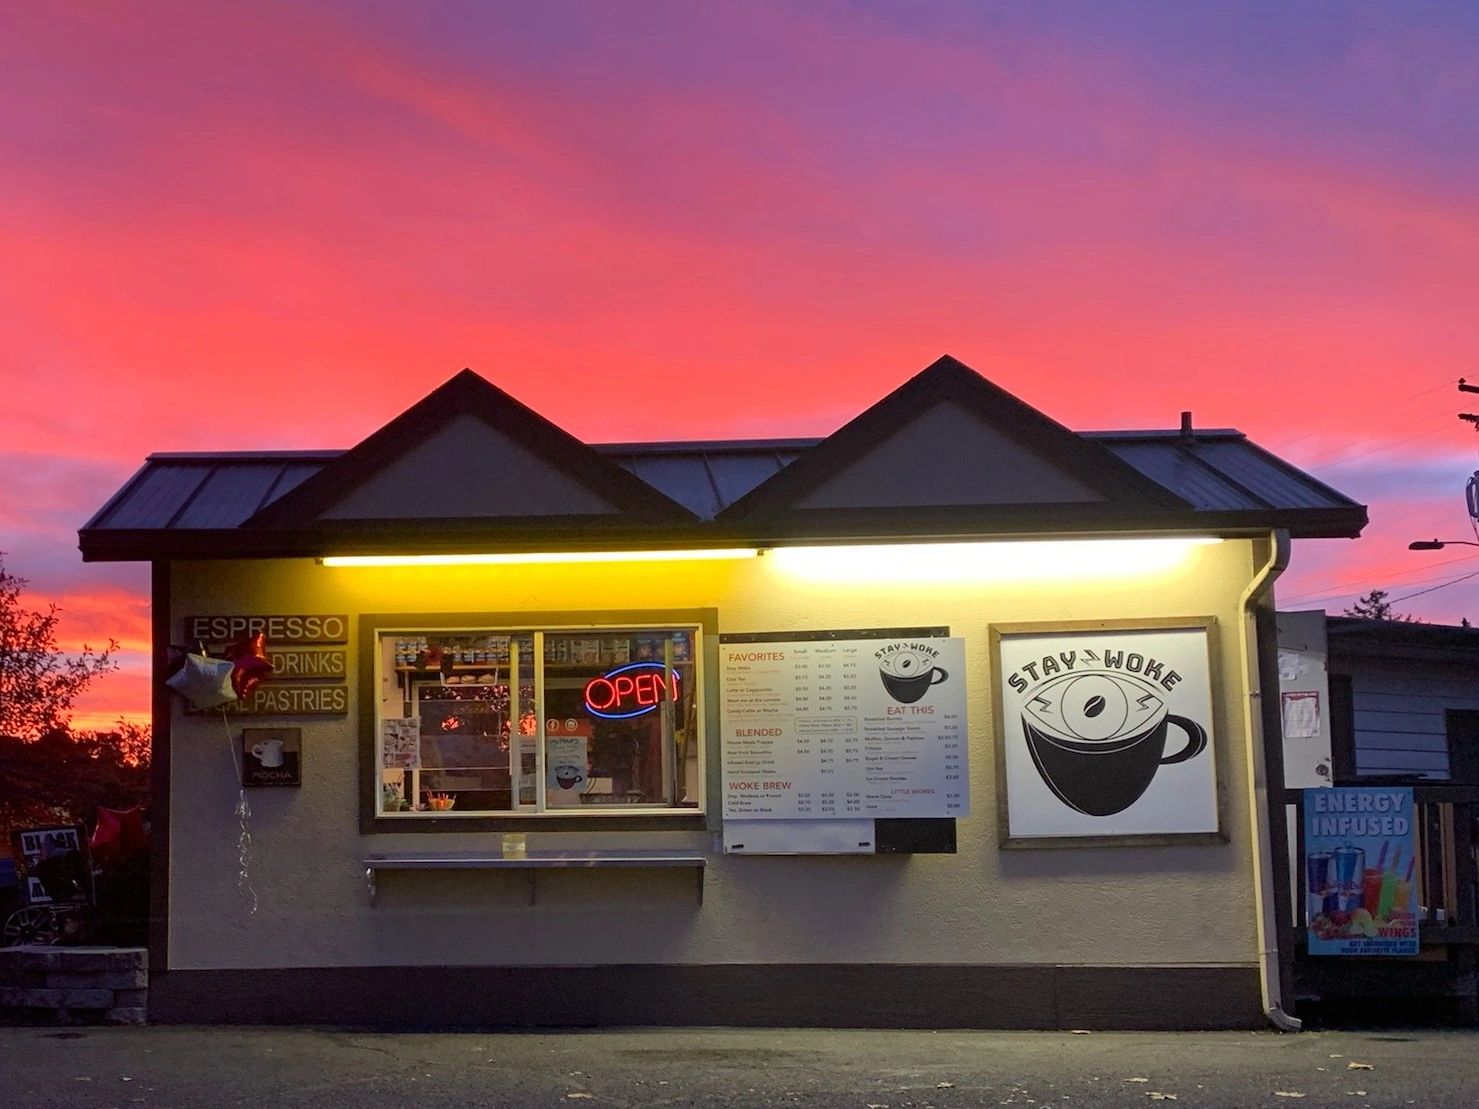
(166, 539, 1265, 971)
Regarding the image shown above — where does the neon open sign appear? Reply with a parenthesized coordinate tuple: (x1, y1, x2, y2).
(583, 662, 682, 720)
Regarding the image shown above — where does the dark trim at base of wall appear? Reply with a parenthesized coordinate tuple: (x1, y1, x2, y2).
(149, 963, 1261, 1030)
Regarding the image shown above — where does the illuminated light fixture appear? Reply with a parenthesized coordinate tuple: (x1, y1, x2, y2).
(584, 662, 682, 720)
(766, 537, 1222, 583)
(320, 548, 760, 567)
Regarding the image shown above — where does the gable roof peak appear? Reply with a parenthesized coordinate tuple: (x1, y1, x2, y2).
(716, 353, 1189, 522)
(244, 366, 698, 528)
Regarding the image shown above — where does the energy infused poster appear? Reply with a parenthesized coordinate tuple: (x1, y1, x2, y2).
(721, 634, 968, 820)
(994, 622, 1219, 843)
(1304, 786, 1419, 956)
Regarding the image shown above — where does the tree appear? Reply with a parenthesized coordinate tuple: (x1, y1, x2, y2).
(0, 555, 118, 739)
(0, 723, 151, 842)
(1343, 589, 1416, 622)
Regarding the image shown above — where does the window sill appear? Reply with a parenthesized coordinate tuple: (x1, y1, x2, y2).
(361, 811, 710, 835)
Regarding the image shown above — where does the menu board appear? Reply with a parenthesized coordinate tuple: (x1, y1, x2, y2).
(721, 634, 969, 820)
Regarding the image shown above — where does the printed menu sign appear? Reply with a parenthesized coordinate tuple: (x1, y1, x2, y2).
(1304, 786, 1419, 956)
(721, 635, 968, 820)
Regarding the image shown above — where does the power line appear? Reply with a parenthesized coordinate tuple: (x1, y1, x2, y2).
(1269, 378, 1458, 452)
(1291, 417, 1457, 471)
(1278, 551, 1479, 605)
(1389, 569, 1479, 606)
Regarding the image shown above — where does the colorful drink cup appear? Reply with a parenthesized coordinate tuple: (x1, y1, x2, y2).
(1307, 852, 1334, 896)
(1333, 845, 1364, 889)
(1362, 867, 1384, 916)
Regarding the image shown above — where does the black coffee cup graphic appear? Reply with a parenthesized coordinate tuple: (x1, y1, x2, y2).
(553, 764, 585, 790)
(1019, 671, 1206, 817)
(878, 649, 948, 704)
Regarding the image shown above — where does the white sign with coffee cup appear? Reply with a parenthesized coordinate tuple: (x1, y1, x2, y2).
(994, 622, 1219, 842)
(721, 635, 968, 820)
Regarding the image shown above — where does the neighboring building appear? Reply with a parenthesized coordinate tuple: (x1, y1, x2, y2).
(80, 356, 1366, 1029)
(1327, 617, 1479, 784)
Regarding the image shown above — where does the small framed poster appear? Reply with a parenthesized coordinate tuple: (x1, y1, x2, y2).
(241, 727, 303, 787)
(992, 618, 1224, 847)
(11, 825, 92, 903)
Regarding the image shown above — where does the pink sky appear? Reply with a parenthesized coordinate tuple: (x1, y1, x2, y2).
(2, 2, 1477, 728)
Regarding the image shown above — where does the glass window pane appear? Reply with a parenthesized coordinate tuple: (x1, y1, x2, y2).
(542, 630, 698, 809)
(377, 632, 533, 815)
(375, 624, 700, 816)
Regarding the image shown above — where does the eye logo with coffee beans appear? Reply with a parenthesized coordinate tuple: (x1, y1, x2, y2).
(998, 626, 1220, 840)
(1016, 659, 1207, 817)
(874, 641, 950, 704)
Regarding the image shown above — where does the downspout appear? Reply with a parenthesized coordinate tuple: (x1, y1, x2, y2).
(1238, 529, 1301, 1031)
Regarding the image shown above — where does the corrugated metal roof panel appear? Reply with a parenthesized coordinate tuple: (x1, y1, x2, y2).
(1102, 442, 1265, 511)
(173, 464, 294, 528)
(93, 464, 211, 529)
(708, 453, 795, 511)
(270, 463, 321, 504)
(1192, 440, 1348, 510)
(81, 433, 1359, 538)
(622, 455, 722, 519)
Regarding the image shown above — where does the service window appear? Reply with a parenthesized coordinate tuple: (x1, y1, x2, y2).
(374, 625, 702, 817)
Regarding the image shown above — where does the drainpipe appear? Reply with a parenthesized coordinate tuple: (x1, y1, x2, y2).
(1238, 529, 1301, 1031)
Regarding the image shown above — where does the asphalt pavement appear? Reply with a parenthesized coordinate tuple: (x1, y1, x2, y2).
(1, 1025, 1475, 1108)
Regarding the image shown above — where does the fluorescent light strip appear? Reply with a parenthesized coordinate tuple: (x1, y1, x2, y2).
(321, 548, 760, 567)
(766, 537, 1222, 583)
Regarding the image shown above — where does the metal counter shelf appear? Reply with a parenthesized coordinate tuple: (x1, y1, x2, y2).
(362, 849, 707, 906)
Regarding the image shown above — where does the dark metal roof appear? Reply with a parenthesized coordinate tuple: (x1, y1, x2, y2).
(81, 428, 1363, 554)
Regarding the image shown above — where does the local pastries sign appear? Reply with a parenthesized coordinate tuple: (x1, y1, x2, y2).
(183, 613, 349, 716)
(994, 621, 1220, 844)
(721, 634, 969, 820)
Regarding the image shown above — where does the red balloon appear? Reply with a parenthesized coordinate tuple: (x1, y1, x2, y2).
(226, 632, 274, 699)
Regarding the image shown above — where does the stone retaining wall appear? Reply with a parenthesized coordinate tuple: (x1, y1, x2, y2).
(0, 946, 147, 1024)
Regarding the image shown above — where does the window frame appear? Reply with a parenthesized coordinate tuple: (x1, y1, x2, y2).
(358, 608, 717, 834)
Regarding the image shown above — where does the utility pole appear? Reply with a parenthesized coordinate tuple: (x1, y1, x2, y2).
(1459, 377, 1479, 426)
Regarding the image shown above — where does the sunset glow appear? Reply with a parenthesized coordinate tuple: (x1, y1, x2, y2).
(3, 2, 1477, 727)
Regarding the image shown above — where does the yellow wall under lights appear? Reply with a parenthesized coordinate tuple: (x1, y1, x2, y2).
(166, 537, 1265, 973)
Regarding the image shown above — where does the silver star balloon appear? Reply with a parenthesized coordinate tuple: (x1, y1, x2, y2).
(165, 652, 238, 710)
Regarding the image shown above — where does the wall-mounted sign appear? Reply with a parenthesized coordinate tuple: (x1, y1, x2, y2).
(181, 616, 349, 713)
(583, 661, 681, 720)
(993, 620, 1221, 846)
(1275, 610, 1333, 789)
(241, 727, 303, 787)
(189, 683, 349, 716)
(183, 614, 348, 645)
(266, 646, 347, 679)
(1304, 786, 1418, 956)
(720, 632, 968, 823)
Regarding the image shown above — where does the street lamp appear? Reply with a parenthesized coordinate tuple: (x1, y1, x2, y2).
(1408, 539, 1479, 550)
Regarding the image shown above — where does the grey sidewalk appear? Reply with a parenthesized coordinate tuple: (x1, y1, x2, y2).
(1, 1025, 1474, 1108)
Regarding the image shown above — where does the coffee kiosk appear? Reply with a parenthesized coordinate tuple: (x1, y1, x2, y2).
(80, 355, 1366, 1028)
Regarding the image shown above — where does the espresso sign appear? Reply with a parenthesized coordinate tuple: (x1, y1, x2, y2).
(183, 614, 348, 645)
(993, 621, 1220, 845)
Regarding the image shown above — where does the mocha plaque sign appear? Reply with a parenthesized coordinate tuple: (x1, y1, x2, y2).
(183, 614, 349, 645)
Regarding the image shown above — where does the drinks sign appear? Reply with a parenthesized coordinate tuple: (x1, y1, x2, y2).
(993, 621, 1220, 844)
(1304, 786, 1419, 956)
